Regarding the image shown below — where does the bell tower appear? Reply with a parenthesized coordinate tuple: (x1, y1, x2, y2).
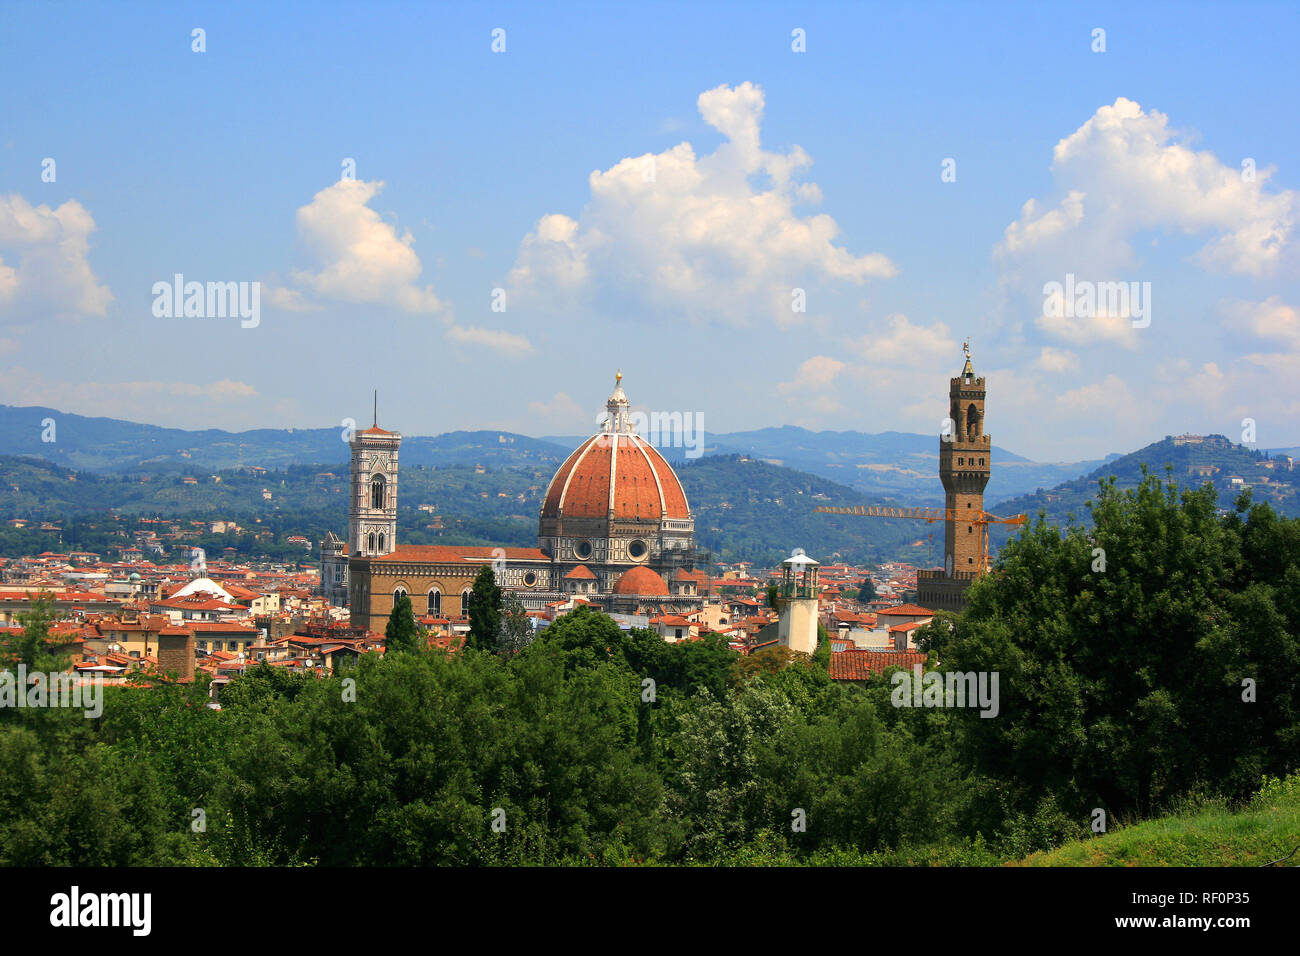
(939, 341, 991, 574)
(348, 395, 401, 558)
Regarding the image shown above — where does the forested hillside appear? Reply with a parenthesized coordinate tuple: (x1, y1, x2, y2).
(0, 453, 941, 566)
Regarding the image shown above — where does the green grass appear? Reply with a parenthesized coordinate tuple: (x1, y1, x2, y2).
(1015, 774, 1300, 867)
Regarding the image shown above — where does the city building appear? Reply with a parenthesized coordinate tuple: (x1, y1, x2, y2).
(336, 374, 711, 632)
(918, 344, 990, 613)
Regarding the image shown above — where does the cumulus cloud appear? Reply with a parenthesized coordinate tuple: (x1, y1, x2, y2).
(508, 82, 896, 325)
(1037, 283, 1141, 348)
(1156, 298, 1300, 431)
(1034, 346, 1080, 374)
(778, 355, 846, 394)
(851, 313, 958, 367)
(272, 178, 531, 353)
(0, 194, 113, 319)
(775, 315, 958, 426)
(274, 179, 444, 313)
(994, 98, 1299, 361)
(1221, 295, 1300, 348)
(997, 98, 1297, 278)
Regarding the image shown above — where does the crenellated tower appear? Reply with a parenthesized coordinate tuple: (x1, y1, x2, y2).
(939, 341, 991, 574)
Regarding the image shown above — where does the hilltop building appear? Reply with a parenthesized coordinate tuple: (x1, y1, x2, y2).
(332, 374, 711, 631)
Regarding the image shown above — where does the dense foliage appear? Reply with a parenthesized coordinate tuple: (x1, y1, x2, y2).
(0, 473, 1296, 865)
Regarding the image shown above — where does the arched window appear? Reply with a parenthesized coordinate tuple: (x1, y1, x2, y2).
(367, 532, 376, 552)
(393, 587, 408, 602)
(371, 474, 386, 510)
(377, 532, 384, 552)
(966, 403, 980, 440)
(427, 590, 441, 615)
(461, 589, 472, 612)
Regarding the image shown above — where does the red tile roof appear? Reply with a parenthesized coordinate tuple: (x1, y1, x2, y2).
(878, 604, 934, 617)
(370, 545, 549, 564)
(829, 649, 928, 681)
(540, 433, 690, 522)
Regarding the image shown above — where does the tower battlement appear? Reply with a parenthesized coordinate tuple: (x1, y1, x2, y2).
(936, 342, 990, 582)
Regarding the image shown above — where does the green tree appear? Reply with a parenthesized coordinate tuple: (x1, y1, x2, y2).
(2, 595, 78, 672)
(384, 593, 423, 654)
(466, 566, 503, 652)
(496, 594, 533, 659)
(942, 471, 1300, 822)
(857, 577, 878, 603)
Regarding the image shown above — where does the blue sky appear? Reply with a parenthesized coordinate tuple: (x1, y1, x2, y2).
(1, 0, 1298, 461)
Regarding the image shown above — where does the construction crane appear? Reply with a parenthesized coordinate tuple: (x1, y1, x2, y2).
(813, 504, 1027, 574)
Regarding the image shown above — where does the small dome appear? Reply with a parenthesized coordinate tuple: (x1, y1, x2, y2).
(612, 566, 670, 596)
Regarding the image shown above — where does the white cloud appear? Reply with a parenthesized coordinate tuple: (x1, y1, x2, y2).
(275, 178, 444, 313)
(778, 355, 846, 394)
(273, 178, 531, 354)
(1035, 346, 1080, 373)
(1221, 295, 1300, 348)
(851, 313, 957, 368)
(1037, 284, 1141, 348)
(446, 323, 532, 354)
(1055, 374, 1139, 416)
(508, 82, 896, 325)
(0, 194, 113, 319)
(997, 98, 1298, 279)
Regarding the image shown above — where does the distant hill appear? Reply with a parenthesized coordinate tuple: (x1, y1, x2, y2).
(0, 405, 569, 472)
(0, 452, 945, 568)
(2, 404, 1102, 505)
(991, 434, 1300, 524)
(550, 424, 1109, 503)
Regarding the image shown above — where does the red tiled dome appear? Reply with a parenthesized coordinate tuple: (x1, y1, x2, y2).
(612, 566, 670, 595)
(541, 433, 691, 522)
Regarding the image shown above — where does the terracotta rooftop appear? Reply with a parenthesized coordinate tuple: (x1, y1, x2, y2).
(829, 649, 929, 681)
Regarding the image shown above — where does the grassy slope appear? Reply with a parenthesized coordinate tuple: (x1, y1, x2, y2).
(1015, 777, 1300, 867)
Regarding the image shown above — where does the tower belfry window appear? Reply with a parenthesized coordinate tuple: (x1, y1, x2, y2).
(371, 474, 386, 510)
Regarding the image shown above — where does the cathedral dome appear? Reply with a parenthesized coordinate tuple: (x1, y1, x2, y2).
(540, 374, 691, 523)
(612, 566, 670, 595)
